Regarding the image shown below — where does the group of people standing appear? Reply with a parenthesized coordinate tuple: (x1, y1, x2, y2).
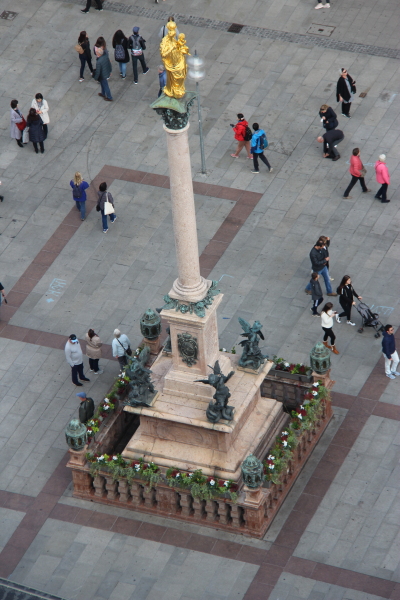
(10, 95, 50, 153)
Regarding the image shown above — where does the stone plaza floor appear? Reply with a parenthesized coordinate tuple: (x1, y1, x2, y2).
(0, 0, 399, 597)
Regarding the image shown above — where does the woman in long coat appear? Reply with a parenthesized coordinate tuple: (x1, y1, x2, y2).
(85, 329, 103, 374)
(336, 68, 356, 118)
(26, 108, 45, 154)
(10, 99, 24, 148)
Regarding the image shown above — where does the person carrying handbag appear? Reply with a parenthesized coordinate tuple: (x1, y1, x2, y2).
(112, 329, 132, 371)
(343, 148, 371, 199)
(96, 182, 116, 233)
(10, 99, 25, 148)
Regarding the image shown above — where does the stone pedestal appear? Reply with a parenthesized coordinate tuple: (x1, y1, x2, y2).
(312, 369, 335, 389)
(67, 446, 92, 495)
(141, 336, 162, 356)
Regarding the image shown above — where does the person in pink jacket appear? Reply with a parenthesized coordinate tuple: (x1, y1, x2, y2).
(375, 154, 390, 203)
(343, 148, 371, 198)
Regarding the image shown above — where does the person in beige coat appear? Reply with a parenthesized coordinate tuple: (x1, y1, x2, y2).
(85, 328, 103, 374)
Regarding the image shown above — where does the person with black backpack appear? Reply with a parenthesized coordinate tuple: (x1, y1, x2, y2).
(230, 113, 253, 160)
(112, 30, 130, 79)
(128, 27, 149, 84)
(250, 123, 273, 174)
(70, 172, 89, 221)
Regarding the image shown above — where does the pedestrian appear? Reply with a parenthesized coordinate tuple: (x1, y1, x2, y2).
(250, 123, 272, 174)
(382, 325, 400, 380)
(77, 392, 95, 423)
(158, 65, 167, 97)
(96, 182, 116, 233)
(94, 47, 113, 102)
(128, 27, 149, 84)
(76, 31, 94, 82)
(94, 36, 107, 57)
(159, 16, 179, 39)
(70, 172, 89, 221)
(31, 93, 49, 139)
(317, 128, 344, 161)
(318, 236, 334, 281)
(343, 148, 371, 199)
(321, 303, 339, 354)
(230, 114, 253, 159)
(10, 100, 24, 149)
(335, 275, 362, 326)
(0, 281, 6, 311)
(85, 328, 103, 375)
(319, 104, 338, 131)
(0, 181, 3, 203)
(315, 0, 330, 9)
(336, 68, 356, 118)
(305, 239, 337, 296)
(26, 108, 45, 154)
(65, 334, 90, 387)
(310, 272, 323, 316)
(112, 30, 130, 79)
(81, 0, 102, 13)
(374, 154, 390, 203)
(112, 329, 131, 372)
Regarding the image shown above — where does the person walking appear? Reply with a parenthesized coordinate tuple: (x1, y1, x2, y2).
(310, 272, 323, 316)
(112, 30, 130, 79)
(335, 275, 362, 326)
(343, 148, 371, 199)
(336, 68, 356, 118)
(159, 16, 179, 39)
(81, 0, 102, 13)
(230, 114, 252, 159)
(31, 94, 49, 139)
(128, 27, 149, 84)
(26, 108, 45, 154)
(76, 31, 94, 82)
(158, 65, 166, 96)
(0, 281, 6, 312)
(319, 104, 338, 131)
(382, 325, 400, 380)
(85, 328, 103, 374)
(321, 303, 339, 354)
(374, 154, 390, 203)
(0, 181, 3, 203)
(317, 129, 344, 161)
(112, 329, 131, 371)
(10, 100, 24, 149)
(94, 47, 113, 101)
(250, 123, 272, 173)
(96, 182, 116, 233)
(65, 334, 90, 386)
(315, 0, 330, 9)
(305, 239, 337, 296)
(70, 172, 89, 221)
(318, 236, 334, 281)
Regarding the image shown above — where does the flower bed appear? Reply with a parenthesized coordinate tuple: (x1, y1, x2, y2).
(269, 355, 313, 382)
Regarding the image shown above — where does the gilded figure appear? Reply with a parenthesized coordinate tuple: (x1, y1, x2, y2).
(160, 22, 189, 99)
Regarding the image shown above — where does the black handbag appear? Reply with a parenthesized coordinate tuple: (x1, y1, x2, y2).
(117, 338, 132, 356)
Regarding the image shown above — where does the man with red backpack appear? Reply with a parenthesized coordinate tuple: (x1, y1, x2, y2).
(230, 114, 253, 159)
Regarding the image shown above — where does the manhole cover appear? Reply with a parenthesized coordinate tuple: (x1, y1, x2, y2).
(0, 10, 18, 19)
(307, 24, 335, 36)
(228, 23, 244, 33)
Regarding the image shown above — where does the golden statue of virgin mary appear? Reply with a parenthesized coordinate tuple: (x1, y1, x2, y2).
(160, 22, 190, 99)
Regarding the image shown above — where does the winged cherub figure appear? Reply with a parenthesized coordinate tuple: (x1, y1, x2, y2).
(195, 360, 235, 423)
(238, 318, 268, 370)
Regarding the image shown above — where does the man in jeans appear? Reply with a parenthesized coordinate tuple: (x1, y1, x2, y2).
(112, 329, 131, 372)
(94, 48, 113, 101)
(382, 325, 400, 380)
(305, 240, 337, 296)
(317, 129, 344, 161)
(128, 27, 149, 84)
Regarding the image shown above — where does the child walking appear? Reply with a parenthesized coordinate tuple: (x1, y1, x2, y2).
(321, 302, 339, 354)
(310, 272, 323, 316)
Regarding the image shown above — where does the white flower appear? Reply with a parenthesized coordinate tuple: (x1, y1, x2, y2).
(104, 398, 110, 404)
(175, 473, 181, 478)
(267, 455, 275, 461)
(112, 456, 118, 461)
(269, 464, 275, 470)
(282, 440, 288, 447)
(209, 479, 215, 486)
(313, 382, 319, 387)
(98, 455, 105, 462)
(312, 391, 318, 397)
(135, 464, 140, 471)
(282, 431, 288, 436)
(87, 429, 92, 434)
(188, 473, 193, 477)
(299, 405, 304, 410)
(224, 481, 229, 487)
(298, 414, 303, 420)
(222, 348, 227, 352)
(103, 404, 109, 410)
(284, 362, 290, 367)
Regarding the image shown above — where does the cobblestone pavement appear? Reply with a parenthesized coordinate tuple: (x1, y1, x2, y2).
(0, 0, 399, 596)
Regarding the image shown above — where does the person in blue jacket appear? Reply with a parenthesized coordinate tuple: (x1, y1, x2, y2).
(382, 325, 399, 380)
(250, 123, 273, 174)
(70, 172, 90, 221)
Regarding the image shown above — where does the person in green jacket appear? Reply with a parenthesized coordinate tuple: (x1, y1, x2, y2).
(94, 48, 113, 101)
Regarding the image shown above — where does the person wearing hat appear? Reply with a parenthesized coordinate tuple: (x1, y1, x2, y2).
(112, 329, 131, 371)
(128, 27, 149, 84)
(65, 334, 90, 387)
(77, 392, 95, 423)
(374, 154, 390, 203)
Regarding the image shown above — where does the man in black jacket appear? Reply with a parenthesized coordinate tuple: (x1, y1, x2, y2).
(317, 129, 344, 161)
(305, 240, 337, 296)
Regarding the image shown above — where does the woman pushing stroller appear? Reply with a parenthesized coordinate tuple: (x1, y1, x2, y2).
(335, 275, 362, 326)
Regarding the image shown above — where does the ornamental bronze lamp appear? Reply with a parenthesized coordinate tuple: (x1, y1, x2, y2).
(140, 308, 162, 340)
(241, 454, 265, 489)
(65, 419, 87, 450)
(310, 342, 331, 374)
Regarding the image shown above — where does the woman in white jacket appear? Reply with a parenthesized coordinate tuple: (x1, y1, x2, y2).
(31, 93, 50, 139)
(321, 302, 339, 354)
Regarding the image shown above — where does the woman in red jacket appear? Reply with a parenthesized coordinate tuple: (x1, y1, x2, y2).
(230, 113, 252, 159)
(343, 148, 370, 199)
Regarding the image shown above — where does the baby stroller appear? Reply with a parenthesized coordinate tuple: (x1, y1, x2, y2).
(355, 302, 385, 338)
